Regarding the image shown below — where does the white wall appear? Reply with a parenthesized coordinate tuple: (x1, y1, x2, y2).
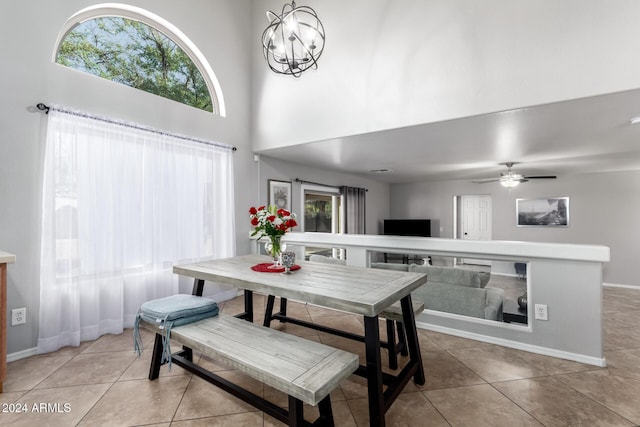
(0, 0, 255, 355)
(252, 0, 640, 150)
(389, 171, 640, 286)
(257, 156, 390, 235)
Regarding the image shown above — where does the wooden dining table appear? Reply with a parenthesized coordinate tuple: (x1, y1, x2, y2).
(174, 254, 428, 427)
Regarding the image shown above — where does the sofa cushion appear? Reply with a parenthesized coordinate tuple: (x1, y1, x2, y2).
(413, 282, 488, 319)
(309, 254, 346, 265)
(484, 288, 505, 321)
(370, 262, 410, 272)
(477, 272, 491, 288)
(409, 265, 489, 288)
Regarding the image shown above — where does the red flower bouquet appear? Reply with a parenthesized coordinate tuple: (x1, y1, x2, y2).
(249, 205, 297, 265)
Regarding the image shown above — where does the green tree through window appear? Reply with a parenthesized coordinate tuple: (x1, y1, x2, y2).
(57, 17, 213, 112)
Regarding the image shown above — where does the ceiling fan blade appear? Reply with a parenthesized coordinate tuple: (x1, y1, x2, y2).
(523, 175, 557, 179)
(472, 178, 500, 183)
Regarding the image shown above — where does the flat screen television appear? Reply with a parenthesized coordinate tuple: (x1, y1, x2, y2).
(383, 219, 431, 237)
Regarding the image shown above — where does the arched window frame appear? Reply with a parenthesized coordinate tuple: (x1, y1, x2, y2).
(53, 3, 226, 116)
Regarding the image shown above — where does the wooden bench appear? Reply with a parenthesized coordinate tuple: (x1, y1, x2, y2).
(141, 314, 358, 426)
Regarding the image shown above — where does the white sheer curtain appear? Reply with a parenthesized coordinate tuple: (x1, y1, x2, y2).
(38, 109, 235, 354)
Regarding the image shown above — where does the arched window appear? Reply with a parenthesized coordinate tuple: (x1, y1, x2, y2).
(53, 4, 225, 116)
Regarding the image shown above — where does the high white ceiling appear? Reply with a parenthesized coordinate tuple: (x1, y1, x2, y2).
(256, 88, 640, 184)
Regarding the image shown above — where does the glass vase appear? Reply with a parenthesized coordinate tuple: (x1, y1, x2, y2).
(264, 235, 286, 269)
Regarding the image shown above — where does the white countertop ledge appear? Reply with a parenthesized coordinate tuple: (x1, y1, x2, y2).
(0, 251, 16, 264)
(277, 233, 610, 263)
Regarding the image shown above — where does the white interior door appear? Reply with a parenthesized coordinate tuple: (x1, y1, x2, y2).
(461, 195, 492, 266)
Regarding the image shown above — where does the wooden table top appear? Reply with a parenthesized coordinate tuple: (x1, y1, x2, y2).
(174, 254, 428, 317)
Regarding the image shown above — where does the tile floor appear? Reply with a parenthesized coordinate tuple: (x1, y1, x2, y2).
(2, 286, 640, 426)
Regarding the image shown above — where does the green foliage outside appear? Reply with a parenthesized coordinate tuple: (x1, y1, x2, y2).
(57, 17, 213, 112)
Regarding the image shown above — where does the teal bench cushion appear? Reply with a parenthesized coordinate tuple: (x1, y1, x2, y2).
(139, 294, 219, 325)
(133, 294, 219, 368)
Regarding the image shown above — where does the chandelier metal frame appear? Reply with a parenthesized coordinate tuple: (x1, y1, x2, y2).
(261, 1, 325, 77)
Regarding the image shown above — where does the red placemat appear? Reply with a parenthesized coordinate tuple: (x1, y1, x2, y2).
(251, 263, 301, 273)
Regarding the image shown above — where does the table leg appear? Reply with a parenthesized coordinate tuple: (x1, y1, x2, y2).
(263, 295, 276, 327)
(185, 278, 206, 361)
(364, 315, 385, 427)
(148, 333, 164, 380)
(244, 290, 254, 323)
(400, 295, 425, 385)
(385, 319, 398, 370)
(192, 279, 205, 296)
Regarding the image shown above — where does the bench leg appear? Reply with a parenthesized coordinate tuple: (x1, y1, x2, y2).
(280, 297, 288, 317)
(385, 319, 398, 370)
(288, 395, 304, 426)
(149, 333, 164, 380)
(397, 321, 408, 356)
(182, 346, 193, 362)
(318, 395, 335, 427)
(244, 290, 253, 322)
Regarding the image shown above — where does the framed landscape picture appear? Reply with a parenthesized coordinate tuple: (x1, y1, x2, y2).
(268, 179, 291, 210)
(516, 197, 569, 227)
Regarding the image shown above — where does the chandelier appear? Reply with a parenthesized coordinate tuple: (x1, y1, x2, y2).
(261, 1, 325, 77)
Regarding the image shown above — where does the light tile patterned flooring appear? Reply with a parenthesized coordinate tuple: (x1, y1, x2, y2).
(2, 287, 640, 426)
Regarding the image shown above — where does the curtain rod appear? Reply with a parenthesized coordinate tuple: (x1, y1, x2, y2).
(36, 103, 237, 152)
(294, 178, 367, 192)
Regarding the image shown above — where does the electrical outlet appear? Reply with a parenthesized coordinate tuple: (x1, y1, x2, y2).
(534, 304, 548, 321)
(11, 308, 26, 325)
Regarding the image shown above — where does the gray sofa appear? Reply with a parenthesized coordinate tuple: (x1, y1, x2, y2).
(371, 263, 503, 321)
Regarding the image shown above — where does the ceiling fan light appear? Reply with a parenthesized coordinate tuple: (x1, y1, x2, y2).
(500, 177, 520, 188)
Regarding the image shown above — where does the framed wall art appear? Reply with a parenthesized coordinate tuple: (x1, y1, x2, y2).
(516, 197, 569, 227)
(268, 179, 292, 210)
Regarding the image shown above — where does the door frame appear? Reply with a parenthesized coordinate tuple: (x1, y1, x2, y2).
(299, 183, 344, 259)
(454, 195, 492, 266)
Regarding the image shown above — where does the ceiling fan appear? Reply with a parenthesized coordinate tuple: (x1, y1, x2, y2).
(472, 162, 557, 188)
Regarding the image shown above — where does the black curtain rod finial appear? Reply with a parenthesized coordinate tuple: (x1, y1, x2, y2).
(37, 103, 50, 114)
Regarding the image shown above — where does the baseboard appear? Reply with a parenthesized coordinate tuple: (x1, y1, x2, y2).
(415, 321, 607, 367)
(7, 289, 242, 364)
(7, 347, 38, 362)
(603, 282, 640, 289)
